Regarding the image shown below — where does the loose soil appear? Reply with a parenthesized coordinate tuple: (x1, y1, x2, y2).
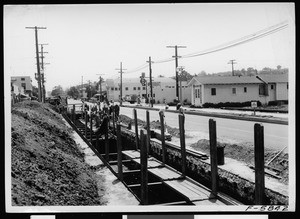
(119, 114, 289, 185)
(11, 101, 103, 206)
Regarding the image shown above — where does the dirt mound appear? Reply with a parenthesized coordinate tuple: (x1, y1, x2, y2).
(11, 101, 102, 206)
(119, 114, 180, 137)
(190, 139, 288, 184)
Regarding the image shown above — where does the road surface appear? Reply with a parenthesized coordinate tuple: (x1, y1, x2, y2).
(120, 106, 288, 151)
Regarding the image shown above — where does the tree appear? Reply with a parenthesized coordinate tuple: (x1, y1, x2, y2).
(32, 85, 39, 98)
(277, 65, 282, 70)
(51, 85, 64, 97)
(198, 71, 207, 76)
(66, 86, 80, 98)
(178, 70, 193, 81)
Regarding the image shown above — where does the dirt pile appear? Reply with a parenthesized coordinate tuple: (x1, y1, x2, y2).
(190, 139, 288, 184)
(11, 101, 102, 206)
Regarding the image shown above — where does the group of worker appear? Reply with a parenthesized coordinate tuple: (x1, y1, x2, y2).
(81, 99, 120, 136)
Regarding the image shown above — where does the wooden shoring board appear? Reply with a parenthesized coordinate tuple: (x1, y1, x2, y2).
(163, 180, 211, 201)
(149, 166, 182, 180)
(132, 158, 162, 169)
(122, 150, 141, 159)
(193, 198, 227, 206)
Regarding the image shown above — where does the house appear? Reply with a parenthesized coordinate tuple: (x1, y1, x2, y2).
(11, 76, 33, 97)
(187, 74, 288, 106)
(104, 77, 191, 104)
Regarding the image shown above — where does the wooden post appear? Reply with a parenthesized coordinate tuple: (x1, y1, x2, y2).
(159, 110, 166, 164)
(133, 109, 139, 150)
(116, 123, 123, 181)
(85, 110, 88, 138)
(140, 129, 148, 205)
(178, 113, 186, 177)
(105, 117, 109, 161)
(209, 119, 218, 197)
(254, 123, 265, 204)
(72, 104, 75, 123)
(90, 113, 93, 142)
(146, 110, 151, 154)
(112, 110, 116, 134)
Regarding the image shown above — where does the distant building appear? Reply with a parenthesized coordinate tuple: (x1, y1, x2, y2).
(187, 74, 288, 106)
(104, 77, 191, 104)
(11, 76, 33, 97)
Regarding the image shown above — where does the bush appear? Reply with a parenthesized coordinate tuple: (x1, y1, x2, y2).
(268, 100, 288, 106)
(202, 101, 262, 108)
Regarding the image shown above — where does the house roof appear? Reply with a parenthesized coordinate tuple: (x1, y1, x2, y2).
(188, 74, 288, 86)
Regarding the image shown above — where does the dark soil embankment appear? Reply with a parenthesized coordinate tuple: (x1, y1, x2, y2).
(119, 114, 288, 184)
(11, 101, 103, 206)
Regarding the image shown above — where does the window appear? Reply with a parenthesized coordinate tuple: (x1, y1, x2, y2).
(21, 78, 25, 81)
(259, 84, 268, 96)
(287, 83, 289, 89)
(125, 87, 128, 91)
(115, 87, 118, 90)
(153, 94, 155, 97)
(270, 84, 274, 90)
(21, 83, 26, 90)
(244, 87, 247, 93)
(211, 88, 216, 96)
(138, 87, 141, 90)
(232, 88, 236, 94)
(111, 87, 114, 91)
(143, 87, 146, 90)
(133, 87, 136, 90)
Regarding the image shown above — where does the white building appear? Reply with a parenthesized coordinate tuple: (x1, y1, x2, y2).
(11, 76, 33, 96)
(104, 77, 192, 104)
(187, 74, 288, 107)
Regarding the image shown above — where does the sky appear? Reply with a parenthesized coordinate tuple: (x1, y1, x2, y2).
(4, 3, 295, 92)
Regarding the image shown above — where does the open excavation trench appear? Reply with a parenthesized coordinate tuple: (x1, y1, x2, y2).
(63, 108, 288, 206)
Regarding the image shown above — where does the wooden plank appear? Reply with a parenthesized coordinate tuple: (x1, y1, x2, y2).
(116, 123, 123, 181)
(146, 110, 151, 154)
(122, 150, 141, 159)
(254, 123, 265, 204)
(164, 180, 210, 201)
(193, 198, 227, 206)
(105, 117, 109, 161)
(148, 167, 182, 180)
(140, 130, 148, 205)
(85, 111, 88, 138)
(179, 113, 186, 177)
(159, 110, 166, 164)
(209, 119, 218, 197)
(89, 114, 93, 142)
(133, 109, 139, 150)
(132, 158, 162, 168)
(128, 182, 163, 188)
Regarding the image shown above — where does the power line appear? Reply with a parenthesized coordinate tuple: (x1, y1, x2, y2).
(123, 21, 288, 74)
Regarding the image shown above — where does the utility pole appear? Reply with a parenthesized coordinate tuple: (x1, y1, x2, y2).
(177, 66, 185, 104)
(116, 62, 127, 106)
(81, 76, 83, 99)
(146, 56, 154, 107)
(167, 45, 186, 102)
(228, 59, 237, 76)
(96, 73, 104, 100)
(39, 43, 49, 102)
(26, 26, 47, 102)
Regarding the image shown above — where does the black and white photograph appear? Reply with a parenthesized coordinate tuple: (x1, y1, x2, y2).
(4, 3, 295, 212)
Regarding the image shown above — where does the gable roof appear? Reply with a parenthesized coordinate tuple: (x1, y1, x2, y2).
(188, 74, 288, 86)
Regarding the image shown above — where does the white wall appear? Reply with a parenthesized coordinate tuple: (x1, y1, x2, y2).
(276, 82, 288, 100)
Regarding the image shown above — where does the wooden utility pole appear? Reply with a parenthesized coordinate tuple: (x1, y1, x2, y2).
(96, 74, 104, 99)
(228, 59, 237, 76)
(39, 43, 49, 102)
(166, 45, 186, 101)
(177, 66, 185, 104)
(26, 26, 46, 102)
(146, 57, 154, 107)
(116, 62, 126, 105)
